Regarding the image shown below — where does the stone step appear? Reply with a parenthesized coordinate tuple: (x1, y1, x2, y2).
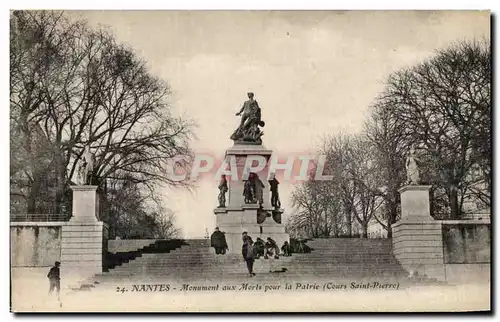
(124, 257, 291, 262)
(92, 237, 413, 290)
(115, 262, 400, 269)
(109, 264, 406, 270)
(119, 258, 399, 264)
(107, 265, 402, 274)
(96, 269, 408, 279)
(107, 270, 406, 276)
(167, 252, 395, 257)
(105, 272, 407, 277)
(142, 251, 394, 255)
(109, 266, 406, 273)
(114, 263, 400, 270)
(307, 238, 391, 242)
(110, 262, 405, 268)
(160, 248, 393, 253)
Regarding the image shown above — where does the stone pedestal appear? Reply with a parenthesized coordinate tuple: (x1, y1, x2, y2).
(399, 185, 433, 221)
(61, 185, 108, 288)
(69, 185, 100, 222)
(214, 143, 289, 253)
(226, 144, 274, 209)
(392, 185, 445, 281)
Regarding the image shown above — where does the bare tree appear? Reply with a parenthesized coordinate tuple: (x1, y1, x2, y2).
(288, 40, 490, 237)
(289, 134, 382, 239)
(10, 11, 194, 214)
(364, 98, 406, 237)
(154, 210, 181, 239)
(382, 40, 491, 218)
(290, 179, 324, 238)
(342, 136, 383, 238)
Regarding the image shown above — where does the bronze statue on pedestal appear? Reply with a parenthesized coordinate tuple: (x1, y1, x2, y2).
(217, 175, 228, 208)
(231, 92, 265, 144)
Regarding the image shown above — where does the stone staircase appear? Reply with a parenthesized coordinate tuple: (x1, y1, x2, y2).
(294, 239, 412, 278)
(75, 237, 447, 291)
(93, 239, 293, 283)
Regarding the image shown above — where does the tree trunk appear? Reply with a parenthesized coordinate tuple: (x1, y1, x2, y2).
(27, 173, 43, 213)
(54, 166, 64, 214)
(361, 222, 368, 238)
(27, 188, 37, 213)
(324, 211, 329, 237)
(332, 211, 339, 237)
(387, 199, 398, 238)
(53, 138, 66, 214)
(449, 184, 460, 219)
(344, 202, 352, 237)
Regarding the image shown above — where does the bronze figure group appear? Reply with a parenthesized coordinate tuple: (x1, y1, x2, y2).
(231, 92, 265, 144)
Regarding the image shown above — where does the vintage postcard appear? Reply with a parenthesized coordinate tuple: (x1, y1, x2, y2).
(9, 10, 491, 312)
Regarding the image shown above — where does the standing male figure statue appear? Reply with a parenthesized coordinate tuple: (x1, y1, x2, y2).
(77, 145, 95, 185)
(231, 92, 265, 143)
(235, 92, 257, 128)
(268, 172, 281, 208)
(217, 175, 228, 208)
(252, 172, 265, 207)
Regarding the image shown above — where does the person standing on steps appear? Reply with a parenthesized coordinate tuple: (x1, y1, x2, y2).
(47, 261, 61, 300)
(242, 233, 256, 277)
(210, 227, 228, 255)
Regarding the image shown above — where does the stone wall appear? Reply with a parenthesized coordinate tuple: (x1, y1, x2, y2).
(441, 222, 491, 284)
(442, 223, 490, 264)
(392, 220, 445, 279)
(392, 185, 490, 283)
(10, 223, 64, 267)
(61, 221, 108, 277)
(392, 219, 490, 282)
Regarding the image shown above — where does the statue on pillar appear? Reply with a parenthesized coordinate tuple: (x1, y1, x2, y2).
(77, 145, 96, 185)
(217, 175, 228, 208)
(231, 92, 265, 144)
(268, 172, 281, 208)
(243, 178, 254, 204)
(76, 163, 86, 185)
(254, 173, 265, 207)
(406, 145, 420, 185)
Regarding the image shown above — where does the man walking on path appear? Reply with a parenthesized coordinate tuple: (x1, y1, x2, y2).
(210, 227, 228, 255)
(242, 233, 256, 277)
(47, 261, 61, 301)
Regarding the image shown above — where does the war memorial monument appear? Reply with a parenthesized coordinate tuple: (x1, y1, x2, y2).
(214, 92, 289, 253)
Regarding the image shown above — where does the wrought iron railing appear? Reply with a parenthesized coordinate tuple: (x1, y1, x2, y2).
(10, 213, 70, 222)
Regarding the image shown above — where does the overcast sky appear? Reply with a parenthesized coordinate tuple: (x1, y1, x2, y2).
(75, 10, 489, 238)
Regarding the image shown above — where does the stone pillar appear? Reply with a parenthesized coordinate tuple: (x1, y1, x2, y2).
(392, 185, 445, 281)
(61, 186, 108, 288)
(226, 144, 273, 209)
